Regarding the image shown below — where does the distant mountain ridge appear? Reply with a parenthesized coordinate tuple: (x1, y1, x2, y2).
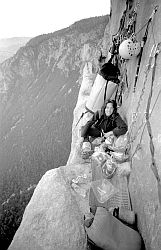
(0, 16, 109, 248)
(0, 15, 109, 206)
(0, 37, 31, 63)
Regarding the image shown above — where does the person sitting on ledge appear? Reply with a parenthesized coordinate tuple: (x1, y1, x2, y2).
(81, 99, 128, 158)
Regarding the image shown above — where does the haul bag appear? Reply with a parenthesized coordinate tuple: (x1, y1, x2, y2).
(85, 74, 117, 113)
(86, 207, 143, 250)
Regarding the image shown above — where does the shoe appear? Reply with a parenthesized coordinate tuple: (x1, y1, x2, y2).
(81, 142, 93, 159)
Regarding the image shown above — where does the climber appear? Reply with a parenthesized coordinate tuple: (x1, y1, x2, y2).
(81, 99, 128, 158)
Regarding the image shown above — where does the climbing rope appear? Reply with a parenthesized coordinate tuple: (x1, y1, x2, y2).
(145, 44, 161, 183)
(110, 4, 159, 108)
(131, 43, 161, 204)
(131, 87, 161, 159)
(133, 5, 159, 92)
(127, 5, 159, 145)
(128, 43, 158, 142)
(131, 43, 161, 162)
(112, 6, 161, 205)
(129, 42, 161, 157)
(109, 4, 161, 202)
(109, 2, 161, 207)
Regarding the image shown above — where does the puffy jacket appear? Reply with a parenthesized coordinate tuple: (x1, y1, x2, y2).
(81, 110, 127, 138)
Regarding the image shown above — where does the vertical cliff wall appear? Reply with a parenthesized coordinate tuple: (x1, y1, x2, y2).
(69, 0, 161, 248)
(101, 0, 161, 249)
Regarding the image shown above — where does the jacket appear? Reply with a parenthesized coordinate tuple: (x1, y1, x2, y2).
(82, 110, 127, 137)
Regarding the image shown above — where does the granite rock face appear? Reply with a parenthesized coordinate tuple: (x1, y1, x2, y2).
(8, 163, 91, 250)
(103, 1, 161, 249)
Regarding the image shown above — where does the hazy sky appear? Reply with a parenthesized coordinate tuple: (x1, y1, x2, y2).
(0, 0, 110, 40)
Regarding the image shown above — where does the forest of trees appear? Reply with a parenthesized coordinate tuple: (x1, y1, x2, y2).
(0, 13, 109, 249)
(0, 186, 35, 250)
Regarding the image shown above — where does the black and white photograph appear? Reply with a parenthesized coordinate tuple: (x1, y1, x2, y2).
(0, 0, 160, 249)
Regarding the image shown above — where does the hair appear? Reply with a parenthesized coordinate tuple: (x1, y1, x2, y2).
(101, 99, 117, 117)
(106, 99, 117, 113)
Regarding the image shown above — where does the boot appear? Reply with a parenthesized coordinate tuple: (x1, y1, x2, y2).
(81, 141, 93, 159)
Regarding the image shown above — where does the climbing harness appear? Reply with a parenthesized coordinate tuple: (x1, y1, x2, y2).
(133, 5, 159, 92)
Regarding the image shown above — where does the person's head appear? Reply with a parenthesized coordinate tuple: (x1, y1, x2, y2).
(104, 100, 117, 117)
